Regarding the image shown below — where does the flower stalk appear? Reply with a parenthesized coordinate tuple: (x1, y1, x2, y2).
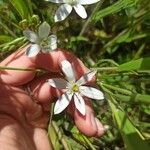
(0, 66, 44, 72)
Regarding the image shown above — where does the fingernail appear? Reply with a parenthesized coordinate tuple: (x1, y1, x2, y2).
(90, 114, 97, 129)
(94, 117, 105, 136)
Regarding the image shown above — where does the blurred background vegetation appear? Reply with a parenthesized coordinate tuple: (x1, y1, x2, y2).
(0, 0, 150, 149)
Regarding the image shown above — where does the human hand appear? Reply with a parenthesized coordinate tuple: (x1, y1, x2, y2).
(0, 46, 105, 150)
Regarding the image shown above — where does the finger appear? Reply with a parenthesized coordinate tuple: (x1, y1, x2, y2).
(0, 84, 43, 123)
(28, 73, 63, 111)
(0, 45, 36, 85)
(72, 99, 105, 137)
(36, 50, 96, 85)
(33, 128, 53, 150)
(0, 46, 90, 85)
(36, 50, 89, 78)
(0, 114, 52, 150)
(0, 114, 37, 150)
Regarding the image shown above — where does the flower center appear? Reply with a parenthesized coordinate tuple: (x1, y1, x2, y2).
(40, 38, 48, 47)
(67, 0, 77, 5)
(72, 84, 79, 93)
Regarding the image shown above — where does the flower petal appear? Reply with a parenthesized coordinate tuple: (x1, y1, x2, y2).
(23, 30, 39, 43)
(54, 92, 73, 114)
(46, 0, 67, 3)
(73, 4, 87, 19)
(25, 44, 41, 57)
(54, 4, 72, 22)
(78, 0, 100, 5)
(74, 93, 86, 115)
(48, 78, 68, 89)
(38, 22, 50, 39)
(77, 70, 97, 85)
(48, 34, 57, 50)
(61, 60, 76, 82)
(80, 86, 104, 100)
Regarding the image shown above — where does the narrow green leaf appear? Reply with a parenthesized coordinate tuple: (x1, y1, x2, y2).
(92, 0, 138, 22)
(118, 57, 150, 71)
(0, 21, 16, 37)
(109, 98, 150, 150)
(135, 94, 150, 103)
(115, 94, 150, 104)
(0, 35, 14, 43)
(140, 104, 150, 115)
(9, 0, 33, 19)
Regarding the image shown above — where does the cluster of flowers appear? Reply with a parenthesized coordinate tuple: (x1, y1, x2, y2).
(23, 0, 104, 116)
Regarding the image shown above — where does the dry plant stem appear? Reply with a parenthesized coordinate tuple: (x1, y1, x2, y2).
(0, 66, 118, 72)
(0, 66, 44, 72)
(49, 103, 54, 125)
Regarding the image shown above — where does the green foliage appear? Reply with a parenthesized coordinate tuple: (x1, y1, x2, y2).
(109, 99, 150, 150)
(92, 0, 139, 23)
(118, 57, 150, 71)
(8, 0, 33, 19)
(0, 0, 150, 149)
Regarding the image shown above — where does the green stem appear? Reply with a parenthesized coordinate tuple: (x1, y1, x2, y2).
(82, 135, 96, 150)
(8, 37, 25, 44)
(101, 83, 132, 95)
(0, 21, 17, 38)
(101, 84, 150, 104)
(0, 37, 25, 49)
(95, 59, 119, 67)
(105, 72, 137, 76)
(91, 67, 118, 71)
(49, 103, 54, 125)
(100, 84, 114, 95)
(133, 44, 145, 60)
(52, 121, 70, 150)
(0, 14, 22, 30)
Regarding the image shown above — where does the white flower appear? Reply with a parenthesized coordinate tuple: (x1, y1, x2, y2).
(46, 0, 100, 22)
(23, 22, 57, 57)
(48, 60, 104, 115)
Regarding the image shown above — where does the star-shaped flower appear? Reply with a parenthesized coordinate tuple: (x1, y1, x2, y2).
(23, 22, 57, 57)
(48, 60, 104, 115)
(46, 0, 100, 22)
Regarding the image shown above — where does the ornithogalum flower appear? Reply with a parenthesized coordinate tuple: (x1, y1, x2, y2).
(48, 60, 104, 115)
(23, 22, 57, 57)
(46, 0, 100, 22)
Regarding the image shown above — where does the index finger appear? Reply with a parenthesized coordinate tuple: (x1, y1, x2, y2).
(0, 45, 89, 85)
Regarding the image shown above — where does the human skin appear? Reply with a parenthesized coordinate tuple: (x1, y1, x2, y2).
(0, 46, 105, 150)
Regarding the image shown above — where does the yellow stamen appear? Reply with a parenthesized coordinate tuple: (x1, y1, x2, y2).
(72, 84, 79, 92)
(41, 38, 48, 47)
